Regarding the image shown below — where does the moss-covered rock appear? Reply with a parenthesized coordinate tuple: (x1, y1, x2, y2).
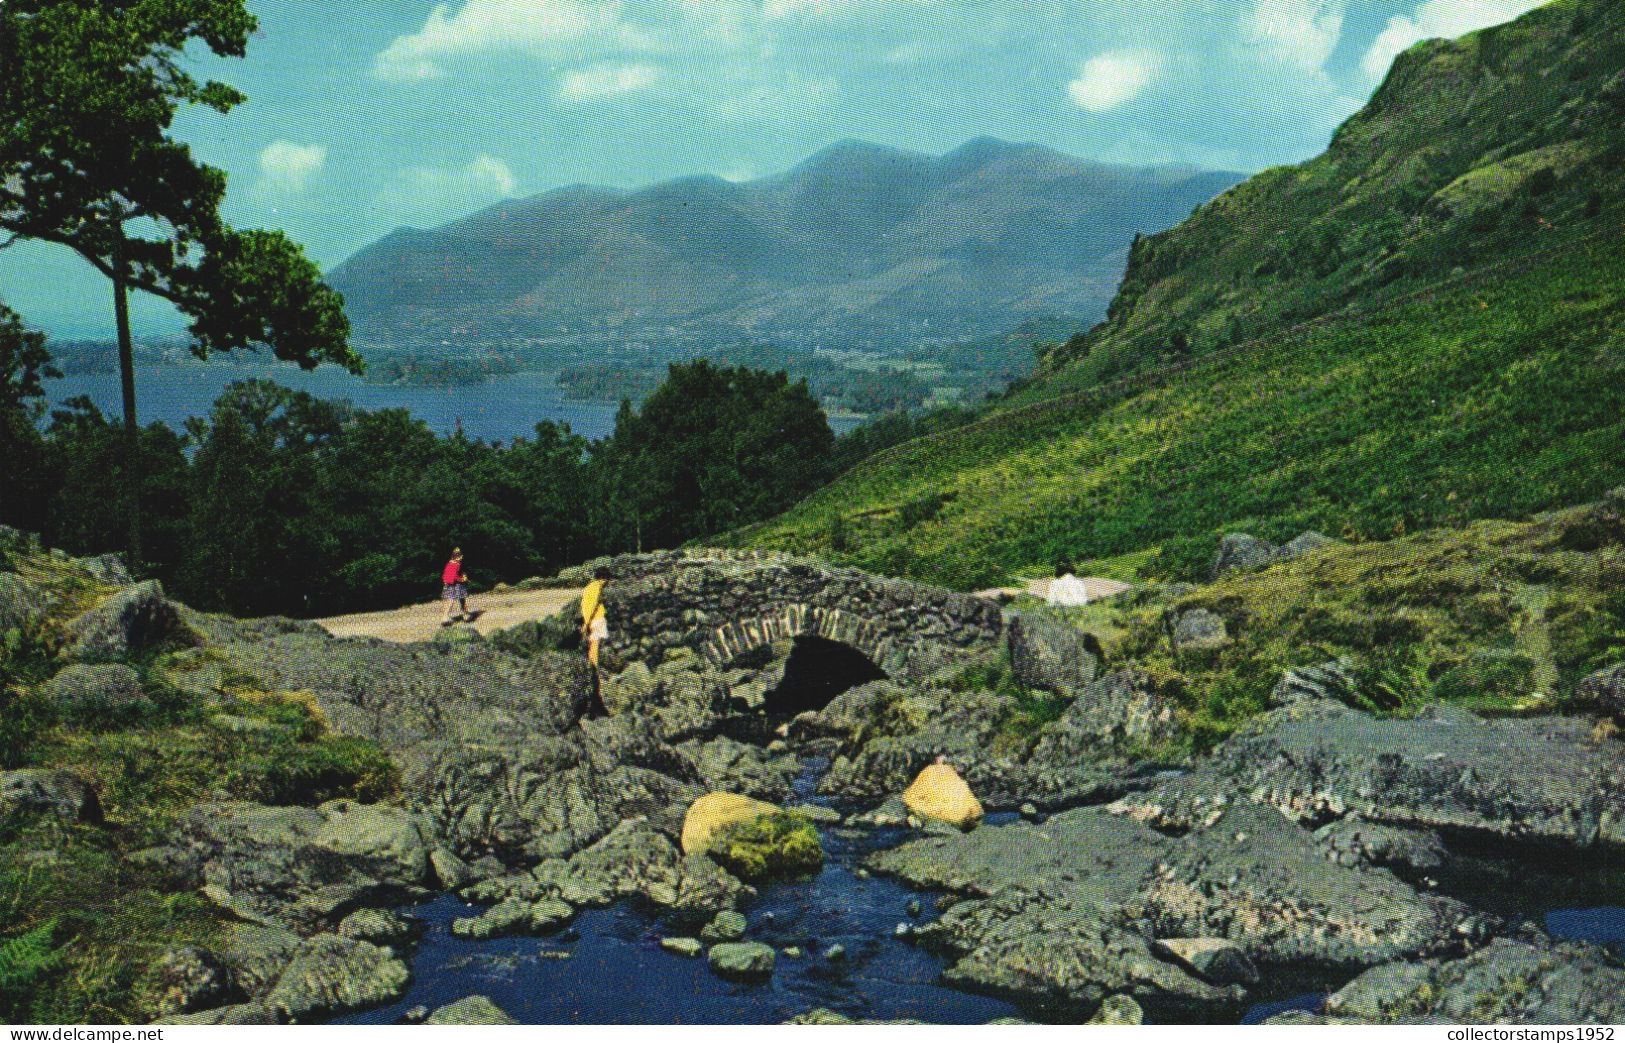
(710, 812, 823, 882)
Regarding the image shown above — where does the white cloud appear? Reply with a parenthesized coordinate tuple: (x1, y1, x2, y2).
(257, 140, 327, 192)
(1246, 0, 1344, 71)
(379, 154, 518, 216)
(1067, 50, 1161, 112)
(1360, 0, 1546, 80)
(557, 63, 661, 102)
(373, 0, 652, 81)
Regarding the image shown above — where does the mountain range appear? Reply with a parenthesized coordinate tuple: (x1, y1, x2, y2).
(327, 139, 1244, 348)
(728, 0, 1625, 589)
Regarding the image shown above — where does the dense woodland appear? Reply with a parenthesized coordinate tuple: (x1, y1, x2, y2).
(0, 323, 838, 617)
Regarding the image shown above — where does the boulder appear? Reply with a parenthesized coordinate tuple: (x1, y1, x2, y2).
(1152, 937, 1259, 986)
(0, 572, 45, 632)
(263, 934, 410, 1021)
(1324, 938, 1625, 1024)
(0, 768, 101, 823)
(681, 792, 781, 855)
(660, 936, 704, 957)
(1088, 995, 1145, 1025)
(425, 996, 516, 1025)
(901, 763, 984, 830)
(1212, 531, 1336, 579)
(708, 941, 775, 981)
(78, 553, 132, 586)
(41, 662, 150, 721)
(1171, 609, 1229, 652)
(182, 801, 435, 932)
(709, 812, 823, 882)
(601, 661, 658, 716)
(451, 899, 533, 940)
(60, 580, 189, 662)
(700, 910, 748, 945)
(1212, 533, 1282, 578)
(336, 908, 421, 948)
(1007, 613, 1100, 693)
(146, 947, 237, 1018)
(1577, 663, 1625, 716)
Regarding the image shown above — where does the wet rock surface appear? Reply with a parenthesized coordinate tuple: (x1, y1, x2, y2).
(870, 797, 1474, 1018)
(1110, 695, 1625, 850)
(1321, 938, 1625, 1024)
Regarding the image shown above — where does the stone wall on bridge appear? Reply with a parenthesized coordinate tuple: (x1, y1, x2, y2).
(557, 550, 1004, 680)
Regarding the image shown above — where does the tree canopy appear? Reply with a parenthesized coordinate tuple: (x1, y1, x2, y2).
(0, 0, 355, 370)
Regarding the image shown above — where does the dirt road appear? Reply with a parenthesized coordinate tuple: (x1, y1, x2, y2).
(316, 587, 576, 644)
(316, 575, 1133, 645)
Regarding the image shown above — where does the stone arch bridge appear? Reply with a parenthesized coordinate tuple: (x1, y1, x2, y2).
(567, 550, 1005, 681)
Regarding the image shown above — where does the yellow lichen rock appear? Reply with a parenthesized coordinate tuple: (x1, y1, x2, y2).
(681, 792, 782, 855)
(902, 763, 984, 830)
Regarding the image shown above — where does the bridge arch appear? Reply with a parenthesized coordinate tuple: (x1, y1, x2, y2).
(574, 549, 1005, 681)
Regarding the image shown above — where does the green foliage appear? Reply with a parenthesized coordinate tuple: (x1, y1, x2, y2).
(224, 736, 399, 806)
(713, 812, 823, 881)
(594, 360, 836, 553)
(0, 921, 60, 1023)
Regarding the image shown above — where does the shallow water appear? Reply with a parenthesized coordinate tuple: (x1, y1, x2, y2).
(340, 761, 1017, 1025)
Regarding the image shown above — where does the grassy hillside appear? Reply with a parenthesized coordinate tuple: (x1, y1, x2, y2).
(727, 0, 1625, 589)
(1037, 0, 1625, 389)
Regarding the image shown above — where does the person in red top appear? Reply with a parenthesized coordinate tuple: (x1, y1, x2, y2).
(440, 548, 470, 626)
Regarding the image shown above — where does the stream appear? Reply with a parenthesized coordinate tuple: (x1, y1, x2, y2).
(340, 759, 1017, 1025)
(338, 636, 1625, 1026)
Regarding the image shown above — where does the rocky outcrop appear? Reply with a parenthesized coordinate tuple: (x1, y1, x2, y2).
(263, 934, 410, 1022)
(1577, 662, 1625, 717)
(1006, 613, 1099, 693)
(60, 580, 191, 663)
(1170, 609, 1228, 652)
(0, 768, 102, 823)
(1110, 697, 1625, 851)
(41, 662, 150, 721)
(176, 800, 436, 932)
(871, 799, 1475, 1017)
(1211, 531, 1336, 579)
(810, 670, 1176, 811)
(1321, 938, 1625, 1024)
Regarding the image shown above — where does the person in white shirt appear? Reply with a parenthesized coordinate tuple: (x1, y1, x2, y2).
(1046, 560, 1091, 607)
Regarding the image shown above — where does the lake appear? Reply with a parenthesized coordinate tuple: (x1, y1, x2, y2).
(45, 363, 866, 444)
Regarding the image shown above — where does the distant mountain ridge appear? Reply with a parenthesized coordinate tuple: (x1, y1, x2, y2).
(328, 138, 1245, 347)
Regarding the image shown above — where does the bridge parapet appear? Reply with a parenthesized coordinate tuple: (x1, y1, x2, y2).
(561, 550, 1003, 679)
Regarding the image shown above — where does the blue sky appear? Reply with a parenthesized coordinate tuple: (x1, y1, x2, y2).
(1, 0, 1549, 335)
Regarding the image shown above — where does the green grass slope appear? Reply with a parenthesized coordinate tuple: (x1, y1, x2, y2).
(1037, 0, 1625, 389)
(727, 0, 1625, 589)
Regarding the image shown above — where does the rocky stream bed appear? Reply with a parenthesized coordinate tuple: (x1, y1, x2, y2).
(5, 535, 1625, 1025)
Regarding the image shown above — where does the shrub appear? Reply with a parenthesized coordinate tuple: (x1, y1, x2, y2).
(224, 737, 398, 806)
(0, 921, 60, 1023)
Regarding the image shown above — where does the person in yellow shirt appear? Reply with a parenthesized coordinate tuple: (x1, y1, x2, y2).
(580, 566, 611, 667)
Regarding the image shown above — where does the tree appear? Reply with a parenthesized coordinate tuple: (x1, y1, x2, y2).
(591, 361, 836, 550)
(0, 0, 358, 563)
(0, 305, 58, 527)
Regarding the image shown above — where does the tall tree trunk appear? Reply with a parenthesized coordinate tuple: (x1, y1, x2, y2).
(112, 244, 142, 567)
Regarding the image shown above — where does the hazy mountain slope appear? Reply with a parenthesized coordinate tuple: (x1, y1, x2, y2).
(328, 138, 1244, 345)
(727, 0, 1625, 589)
